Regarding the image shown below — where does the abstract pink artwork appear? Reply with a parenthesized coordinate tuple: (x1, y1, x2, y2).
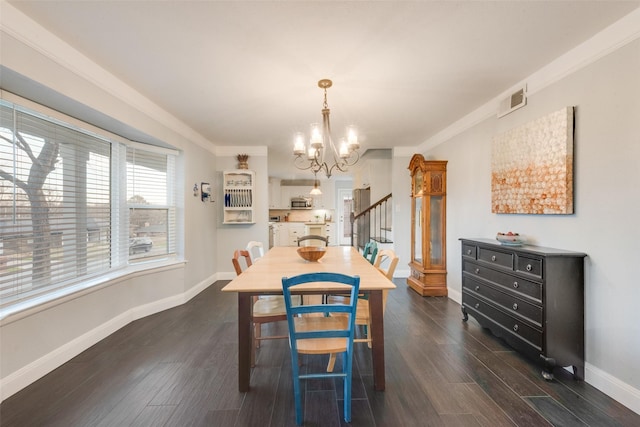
(491, 107, 574, 214)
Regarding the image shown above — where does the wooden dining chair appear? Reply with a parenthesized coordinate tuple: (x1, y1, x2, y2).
(232, 249, 288, 367)
(297, 234, 329, 247)
(328, 249, 398, 352)
(245, 240, 264, 262)
(281, 272, 360, 425)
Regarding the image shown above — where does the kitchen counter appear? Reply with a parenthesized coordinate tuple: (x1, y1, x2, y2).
(272, 221, 333, 224)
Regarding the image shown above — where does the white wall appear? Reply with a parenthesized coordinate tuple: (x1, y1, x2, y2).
(0, 5, 221, 400)
(412, 38, 640, 413)
(391, 153, 412, 278)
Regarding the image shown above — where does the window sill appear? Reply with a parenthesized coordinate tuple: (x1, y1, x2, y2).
(0, 258, 187, 326)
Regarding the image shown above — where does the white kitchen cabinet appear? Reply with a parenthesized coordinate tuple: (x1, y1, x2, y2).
(321, 181, 335, 209)
(268, 177, 282, 208)
(271, 223, 280, 248)
(273, 223, 287, 247)
(288, 223, 305, 246)
(325, 223, 337, 246)
(280, 186, 292, 209)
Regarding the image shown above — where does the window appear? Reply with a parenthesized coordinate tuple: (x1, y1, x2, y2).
(0, 99, 178, 308)
(127, 147, 177, 260)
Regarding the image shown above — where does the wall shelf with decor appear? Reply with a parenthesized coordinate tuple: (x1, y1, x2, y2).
(223, 170, 255, 224)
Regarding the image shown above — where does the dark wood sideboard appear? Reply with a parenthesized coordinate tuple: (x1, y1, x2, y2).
(460, 238, 586, 380)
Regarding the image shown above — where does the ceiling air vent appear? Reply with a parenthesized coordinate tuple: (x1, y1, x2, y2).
(497, 86, 527, 118)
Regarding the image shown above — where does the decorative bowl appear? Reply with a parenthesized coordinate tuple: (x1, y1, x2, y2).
(496, 232, 525, 246)
(297, 246, 326, 262)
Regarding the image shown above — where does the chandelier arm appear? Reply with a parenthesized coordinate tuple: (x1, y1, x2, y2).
(341, 150, 361, 167)
(318, 162, 331, 178)
(327, 161, 346, 178)
(293, 155, 316, 171)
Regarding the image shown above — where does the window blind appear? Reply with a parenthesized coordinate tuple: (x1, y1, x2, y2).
(0, 99, 178, 308)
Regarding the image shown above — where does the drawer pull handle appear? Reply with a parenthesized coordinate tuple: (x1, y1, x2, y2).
(512, 303, 518, 310)
(526, 264, 532, 272)
(513, 281, 519, 289)
(475, 286, 480, 291)
(475, 268, 480, 274)
(475, 303, 480, 309)
(491, 255, 496, 262)
(467, 249, 472, 255)
(513, 324, 519, 332)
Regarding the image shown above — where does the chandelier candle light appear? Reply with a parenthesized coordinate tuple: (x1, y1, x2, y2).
(293, 79, 361, 178)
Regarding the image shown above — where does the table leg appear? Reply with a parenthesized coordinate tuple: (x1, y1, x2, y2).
(368, 290, 386, 391)
(238, 293, 252, 392)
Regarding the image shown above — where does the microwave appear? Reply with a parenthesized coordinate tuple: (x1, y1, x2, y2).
(291, 197, 312, 209)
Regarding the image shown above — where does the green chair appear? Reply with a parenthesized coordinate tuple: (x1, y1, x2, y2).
(362, 241, 378, 264)
(281, 272, 360, 425)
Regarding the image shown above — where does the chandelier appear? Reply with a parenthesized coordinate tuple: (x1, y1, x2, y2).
(293, 79, 360, 178)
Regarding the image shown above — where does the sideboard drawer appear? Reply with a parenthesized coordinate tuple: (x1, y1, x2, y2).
(462, 243, 477, 259)
(516, 255, 543, 278)
(463, 260, 542, 303)
(463, 276, 543, 326)
(463, 292, 543, 350)
(478, 247, 513, 270)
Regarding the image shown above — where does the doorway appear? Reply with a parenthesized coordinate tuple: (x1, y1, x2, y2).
(337, 188, 353, 246)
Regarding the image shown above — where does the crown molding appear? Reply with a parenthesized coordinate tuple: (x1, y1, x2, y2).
(214, 146, 268, 157)
(413, 7, 640, 154)
(0, 2, 215, 153)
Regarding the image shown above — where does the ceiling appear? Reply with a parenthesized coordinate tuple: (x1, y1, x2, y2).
(5, 1, 640, 179)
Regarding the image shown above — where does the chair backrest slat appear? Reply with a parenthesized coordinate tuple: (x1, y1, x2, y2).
(373, 249, 399, 280)
(232, 249, 252, 275)
(246, 241, 264, 262)
(297, 235, 329, 247)
(363, 241, 378, 264)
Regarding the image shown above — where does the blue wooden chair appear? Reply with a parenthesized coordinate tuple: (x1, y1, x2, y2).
(281, 272, 360, 425)
(362, 241, 378, 265)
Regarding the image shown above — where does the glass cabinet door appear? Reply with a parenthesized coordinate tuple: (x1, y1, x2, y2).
(413, 170, 423, 196)
(429, 196, 443, 265)
(413, 197, 423, 263)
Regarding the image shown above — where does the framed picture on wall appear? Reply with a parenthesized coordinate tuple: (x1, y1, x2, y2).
(491, 106, 574, 214)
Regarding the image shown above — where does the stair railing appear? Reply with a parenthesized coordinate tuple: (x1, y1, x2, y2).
(350, 193, 392, 250)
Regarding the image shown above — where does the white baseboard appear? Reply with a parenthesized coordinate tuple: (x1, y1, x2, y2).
(445, 290, 640, 416)
(585, 362, 640, 415)
(0, 272, 218, 401)
(394, 268, 410, 279)
(447, 286, 462, 305)
(218, 271, 238, 280)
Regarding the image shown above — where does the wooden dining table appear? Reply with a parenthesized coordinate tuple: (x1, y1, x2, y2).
(221, 245, 396, 392)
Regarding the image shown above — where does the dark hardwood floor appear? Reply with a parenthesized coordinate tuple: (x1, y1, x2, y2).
(2, 279, 638, 426)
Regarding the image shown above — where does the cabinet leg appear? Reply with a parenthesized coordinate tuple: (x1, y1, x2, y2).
(461, 306, 468, 322)
(541, 369, 554, 381)
(540, 355, 556, 381)
(572, 365, 585, 381)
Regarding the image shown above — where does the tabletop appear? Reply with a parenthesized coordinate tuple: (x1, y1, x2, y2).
(221, 246, 397, 293)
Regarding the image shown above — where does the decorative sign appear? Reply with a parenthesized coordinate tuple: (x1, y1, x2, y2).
(491, 107, 574, 214)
